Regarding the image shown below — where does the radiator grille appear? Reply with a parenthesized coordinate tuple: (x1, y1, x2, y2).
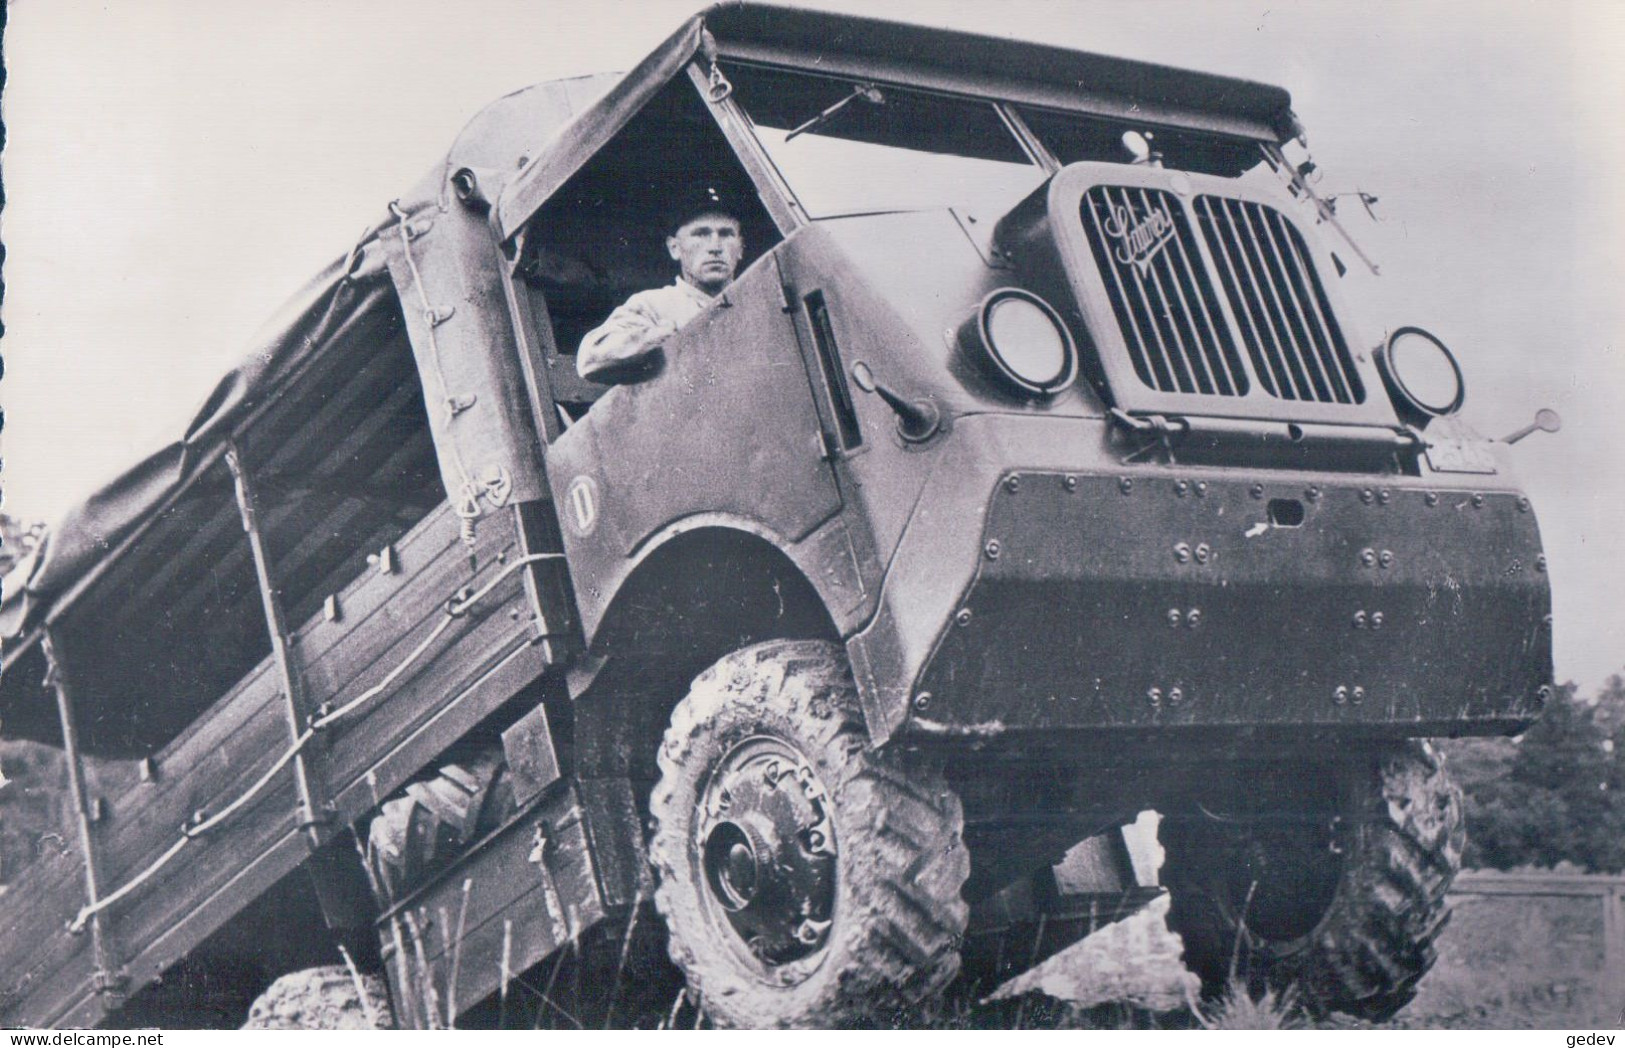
(1080, 186, 1249, 396)
(1194, 195, 1364, 404)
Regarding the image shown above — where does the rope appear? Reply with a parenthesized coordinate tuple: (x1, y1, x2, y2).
(67, 552, 560, 934)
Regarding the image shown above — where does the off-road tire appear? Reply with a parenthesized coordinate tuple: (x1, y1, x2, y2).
(242, 966, 394, 1029)
(364, 748, 513, 903)
(1161, 741, 1464, 1021)
(649, 639, 970, 1029)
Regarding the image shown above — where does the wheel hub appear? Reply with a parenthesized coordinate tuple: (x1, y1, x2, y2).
(698, 738, 837, 966)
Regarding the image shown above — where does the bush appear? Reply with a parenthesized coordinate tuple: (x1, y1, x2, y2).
(1445, 676, 1625, 873)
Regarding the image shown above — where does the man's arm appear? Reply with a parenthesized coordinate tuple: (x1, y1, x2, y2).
(577, 295, 677, 382)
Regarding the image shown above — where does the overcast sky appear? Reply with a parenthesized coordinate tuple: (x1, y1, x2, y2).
(4, 0, 1622, 691)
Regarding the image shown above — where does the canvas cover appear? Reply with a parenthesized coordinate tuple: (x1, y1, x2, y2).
(0, 72, 623, 649)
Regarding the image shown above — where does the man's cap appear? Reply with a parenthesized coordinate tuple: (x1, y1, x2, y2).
(666, 185, 741, 233)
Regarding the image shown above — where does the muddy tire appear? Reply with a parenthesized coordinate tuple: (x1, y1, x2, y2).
(364, 748, 513, 903)
(242, 966, 393, 1029)
(649, 640, 970, 1028)
(1161, 742, 1464, 1021)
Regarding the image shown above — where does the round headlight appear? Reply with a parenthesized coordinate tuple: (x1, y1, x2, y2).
(963, 289, 1077, 396)
(1380, 326, 1464, 420)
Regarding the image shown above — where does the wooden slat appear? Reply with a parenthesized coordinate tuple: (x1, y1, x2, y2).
(1450, 872, 1625, 897)
(382, 786, 608, 1027)
(0, 847, 99, 1024)
(328, 635, 548, 825)
(91, 663, 282, 884)
(120, 830, 310, 993)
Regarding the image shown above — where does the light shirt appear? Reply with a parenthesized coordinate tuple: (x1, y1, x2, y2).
(577, 278, 717, 381)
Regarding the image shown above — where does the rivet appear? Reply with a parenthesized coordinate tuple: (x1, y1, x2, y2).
(1472, 493, 1485, 509)
(956, 608, 973, 627)
(1535, 555, 1547, 573)
(913, 692, 932, 712)
(1005, 475, 1021, 494)
(1377, 488, 1391, 505)
(1360, 548, 1377, 567)
(1147, 687, 1163, 707)
(1250, 484, 1265, 500)
(1174, 480, 1190, 498)
(1371, 611, 1384, 629)
(1186, 608, 1202, 628)
(1174, 543, 1192, 564)
(1360, 488, 1375, 505)
(984, 540, 1001, 560)
(1378, 550, 1394, 569)
(1353, 610, 1368, 630)
(1064, 475, 1078, 492)
(1516, 496, 1530, 513)
(1194, 543, 1213, 565)
(1425, 491, 1439, 507)
(1168, 687, 1185, 706)
(1351, 686, 1366, 705)
(1333, 686, 1349, 705)
(1306, 485, 1321, 502)
(1167, 609, 1183, 628)
(1119, 477, 1134, 495)
(1195, 481, 1209, 498)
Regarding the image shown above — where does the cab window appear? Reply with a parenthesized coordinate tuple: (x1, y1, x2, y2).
(723, 64, 1048, 219)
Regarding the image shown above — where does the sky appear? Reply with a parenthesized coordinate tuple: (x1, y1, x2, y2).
(3, 0, 1622, 691)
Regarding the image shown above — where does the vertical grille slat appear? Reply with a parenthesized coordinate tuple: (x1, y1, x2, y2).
(1135, 188, 1216, 395)
(1231, 198, 1314, 400)
(1196, 197, 1283, 398)
(1084, 189, 1167, 391)
(1272, 209, 1364, 403)
(1079, 186, 1247, 399)
(1250, 201, 1335, 401)
(1200, 193, 1363, 406)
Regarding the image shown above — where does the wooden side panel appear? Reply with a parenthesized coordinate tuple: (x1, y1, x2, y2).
(382, 786, 608, 1029)
(0, 500, 558, 1027)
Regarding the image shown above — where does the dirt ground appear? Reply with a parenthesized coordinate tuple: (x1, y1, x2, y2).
(235, 873, 1621, 1029)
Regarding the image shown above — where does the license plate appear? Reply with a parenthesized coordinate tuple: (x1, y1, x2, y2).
(1425, 437, 1498, 474)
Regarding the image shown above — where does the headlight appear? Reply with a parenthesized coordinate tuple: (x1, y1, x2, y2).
(961, 289, 1077, 396)
(1379, 326, 1464, 422)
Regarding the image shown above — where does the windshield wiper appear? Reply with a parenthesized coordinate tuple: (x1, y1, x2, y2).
(784, 82, 886, 142)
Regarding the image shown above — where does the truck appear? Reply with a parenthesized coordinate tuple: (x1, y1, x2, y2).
(0, 3, 1555, 1029)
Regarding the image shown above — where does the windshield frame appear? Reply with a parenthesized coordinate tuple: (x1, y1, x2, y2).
(719, 60, 1060, 223)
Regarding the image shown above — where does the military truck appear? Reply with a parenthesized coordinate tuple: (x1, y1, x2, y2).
(0, 4, 1554, 1029)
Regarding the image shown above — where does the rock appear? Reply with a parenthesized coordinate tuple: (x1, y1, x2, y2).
(242, 965, 394, 1029)
(992, 893, 1200, 1013)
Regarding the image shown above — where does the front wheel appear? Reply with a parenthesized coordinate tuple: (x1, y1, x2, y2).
(1161, 742, 1465, 1021)
(649, 640, 969, 1029)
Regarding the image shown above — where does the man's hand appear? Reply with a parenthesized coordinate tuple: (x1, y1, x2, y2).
(578, 315, 680, 382)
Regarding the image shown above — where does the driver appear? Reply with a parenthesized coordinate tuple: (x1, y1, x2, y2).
(577, 187, 744, 383)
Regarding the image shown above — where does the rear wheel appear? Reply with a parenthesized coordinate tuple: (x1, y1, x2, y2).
(1160, 742, 1464, 1020)
(364, 748, 513, 904)
(649, 640, 969, 1028)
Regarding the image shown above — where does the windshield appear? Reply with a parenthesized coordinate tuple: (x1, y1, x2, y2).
(724, 64, 1048, 219)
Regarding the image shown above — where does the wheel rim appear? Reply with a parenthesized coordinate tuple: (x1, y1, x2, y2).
(696, 735, 838, 971)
